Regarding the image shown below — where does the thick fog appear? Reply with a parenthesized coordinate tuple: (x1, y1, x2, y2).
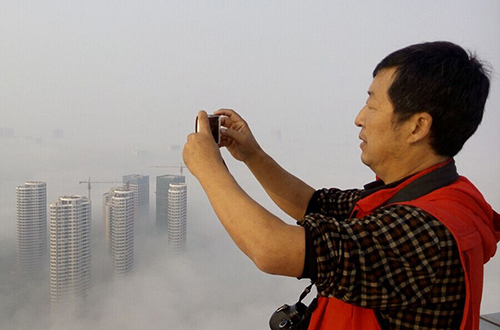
(1, 1, 499, 329)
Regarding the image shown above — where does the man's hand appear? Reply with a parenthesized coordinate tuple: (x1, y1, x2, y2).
(184, 109, 307, 278)
(183, 111, 226, 179)
(215, 109, 263, 164)
(216, 108, 314, 220)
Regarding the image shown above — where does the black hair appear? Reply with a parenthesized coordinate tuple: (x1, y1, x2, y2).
(373, 41, 491, 157)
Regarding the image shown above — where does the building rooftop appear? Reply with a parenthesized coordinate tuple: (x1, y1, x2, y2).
(481, 313, 500, 330)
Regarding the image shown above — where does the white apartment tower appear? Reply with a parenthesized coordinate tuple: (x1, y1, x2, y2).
(167, 183, 187, 252)
(50, 196, 91, 303)
(156, 174, 185, 230)
(109, 188, 134, 275)
(16, 181, 47, 275)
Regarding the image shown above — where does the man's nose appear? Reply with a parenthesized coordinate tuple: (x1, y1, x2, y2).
(354, 106, 366, 127)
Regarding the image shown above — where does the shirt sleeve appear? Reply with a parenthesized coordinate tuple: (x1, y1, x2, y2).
(305, 188, 362, 220)
(298, 204, 453, 310)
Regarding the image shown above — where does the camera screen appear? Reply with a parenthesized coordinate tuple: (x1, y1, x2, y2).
(196, 115, 220, 143)
(208, 116, 220, 143)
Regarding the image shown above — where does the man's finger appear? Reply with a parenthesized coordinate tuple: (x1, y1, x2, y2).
(220, 116, 234, 129)
(196, 110, 211, 134)
(214, 109, 245, 124)
(218, 135, 229, 148)
(220, 126, 244, 143)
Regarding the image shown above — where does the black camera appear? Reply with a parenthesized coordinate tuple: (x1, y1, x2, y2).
(195, 114, 221, 144)
(269, 302, 309, 330)
(269, 283, 316, 330)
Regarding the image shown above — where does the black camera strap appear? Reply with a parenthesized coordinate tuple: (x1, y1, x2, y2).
(295, 282, 318, 329)
(298, 282, 314, 303)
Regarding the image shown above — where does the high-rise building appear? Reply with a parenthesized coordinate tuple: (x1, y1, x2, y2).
(167, 183, 187, 252)
(122, 174, 149, 210)
(156, 175, 185, 230)
(49, 196, 91, 303)
(109, 188, 134, 275)
(102, 190, 114, 251)
(16, 181, 47, 275)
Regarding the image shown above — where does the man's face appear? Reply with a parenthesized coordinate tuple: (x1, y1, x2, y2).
(355, 67, 408, 180)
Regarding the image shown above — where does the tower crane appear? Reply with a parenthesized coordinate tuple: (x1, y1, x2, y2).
(78, 178, 123, 200)
(150, 163, 187, 175)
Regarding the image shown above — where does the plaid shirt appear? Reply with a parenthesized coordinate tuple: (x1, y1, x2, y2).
(299, 187, 465, 330)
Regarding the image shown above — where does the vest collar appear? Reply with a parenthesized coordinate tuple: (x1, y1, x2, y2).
(353, 159, 458, 216)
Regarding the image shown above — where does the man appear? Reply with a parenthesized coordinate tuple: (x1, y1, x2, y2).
(183, 41, 500, 330)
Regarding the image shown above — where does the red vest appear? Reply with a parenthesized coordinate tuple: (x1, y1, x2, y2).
(307, 162, 500, 330)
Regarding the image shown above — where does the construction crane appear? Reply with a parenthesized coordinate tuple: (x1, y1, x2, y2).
(150, 163, 187, 175)
(78, 178, 123, 200)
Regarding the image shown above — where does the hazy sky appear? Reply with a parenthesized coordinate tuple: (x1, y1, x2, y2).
(1, 1, 499, 329)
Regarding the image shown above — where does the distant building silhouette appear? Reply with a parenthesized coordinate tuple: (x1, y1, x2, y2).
(168, 144, 181, 151)
(49, 196, 91, 303)
(102, 190, 115, 251)
(52, 129, 64, 139)
(271, 129, 282, 142)
(123, 174, 149, 213)
(156, 175, 185, 230)
(132, 149, 147, 157)
(0, 127, 15, 138)
(167, 183, 187, 252)
(16, 181, 47, 276)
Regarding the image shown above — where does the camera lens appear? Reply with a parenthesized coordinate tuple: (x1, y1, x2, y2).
(278, 319, 289, 328)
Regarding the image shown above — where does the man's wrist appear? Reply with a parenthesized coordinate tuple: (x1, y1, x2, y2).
(195, 159, 228, 182)
(244, 147, 268, 169)
(197, 162, 241, 201)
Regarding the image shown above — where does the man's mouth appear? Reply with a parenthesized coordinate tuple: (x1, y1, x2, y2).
(359, 135, 366, 149)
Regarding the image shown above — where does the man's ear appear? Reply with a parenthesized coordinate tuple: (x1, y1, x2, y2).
(407, 112, 433, 144)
